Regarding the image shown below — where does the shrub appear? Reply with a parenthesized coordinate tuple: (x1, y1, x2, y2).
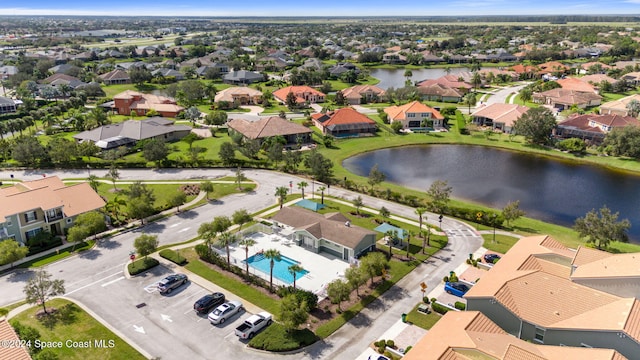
(466, 259, 472, 264)
(377, 345, 386, 354)
(405, 345, 413, 353)
(385, 339, 395, 348)
(127, 257, 160, 275)
(423, 297, 430, 304)
(431, 297, 437, 304)
(443, 276, 449, 283)
(472, 259, 478, 267)
(248, 322, 318, 352)
(0, 308, 8, 317)
(431, 302, 450, 315)
(454, 301, 466, 310)
(276, 286, 318, 311)
(449, 272, 459, 283)
(12, 321, 41, 355)
(159, 249, 187, 265)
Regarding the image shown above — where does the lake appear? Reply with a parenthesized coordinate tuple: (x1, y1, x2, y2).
(343, 145, 640, 242)
(370, 67, 471, 89)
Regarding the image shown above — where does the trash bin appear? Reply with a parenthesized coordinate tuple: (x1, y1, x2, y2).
(401, 313, 407, 323)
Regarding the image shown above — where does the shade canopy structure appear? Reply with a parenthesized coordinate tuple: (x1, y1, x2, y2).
(295, 199, 326, 212)
(374, 222, 407, 239)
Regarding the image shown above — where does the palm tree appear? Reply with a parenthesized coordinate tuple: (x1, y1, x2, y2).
(406, 230, 415, 259)
(385, 230, 395, 258)
(264, 249, 282, 291)
(107, 164, 120, 192)
(217, 231, 238, 267)
(288, 263, 304, 289)
(275, 186, 288, 209)
(297, 181, 308, 199)
(318, 186, 326, 204)
(106, 195, 126, 224)
(238, 237, 256, 276)
(235, 167, 246, 191)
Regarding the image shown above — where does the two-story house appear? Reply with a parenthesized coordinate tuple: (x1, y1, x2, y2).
(0, 176, 106, 245)
(555, 113, 640, 144)
(384, 101, 445, 129)
(273, 86, 325, 105)
(113, 90, 184, 117)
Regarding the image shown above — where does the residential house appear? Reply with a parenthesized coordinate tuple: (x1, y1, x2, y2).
(0, 319, 32, 360)
(227, 116, 312, 147)
(311, 107, 377, 137)
(418, 83, 464, 103)
(42, 73, 86, 89)
(418, 75, 473, 93)
(0, 176, 105, 245)
(299, 58, 323, 70)
(557, 77, 597, 93)
(152, 68, 185, 81)
(328, 63, 360, 78)
(465, 235, 640, 359)
(532, 88, 602, 111)
(255, 56, 289, 71)
(0, 96, 17, 114)
(48, 63, 81, 75)
(471, 103, 530, 133)
(382, 51, 407, 64)
(620, 72, 640, 86)
(404, 311, 627, 360)
(555, 114, 640, 144)
(222, 70, 264, 85)
(270, 207, 377, 261)
(384, 101, 445, 129)
(420, 51, 445, 64)
(578, 61, 612, 74)
(580, 74, 617, 89)
(536, 61, 571, 76)
(73, 117, 191, 150)
(0, 65, 18, 79)
(112, 90, 184, 117)
(600, 94, 640, 116)
(214, 86, 263, 105)
(273, 86, 325, 105)
(196, 63, 230, 78)
(341, 84, 386, 105)
(99, 69, 131, 85)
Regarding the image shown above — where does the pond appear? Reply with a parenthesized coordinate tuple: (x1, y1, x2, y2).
(370, 67, 471, 89)
(343, 145, 640, 242)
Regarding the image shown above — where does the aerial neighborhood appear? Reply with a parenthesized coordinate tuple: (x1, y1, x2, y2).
(2, 13, 640, 360)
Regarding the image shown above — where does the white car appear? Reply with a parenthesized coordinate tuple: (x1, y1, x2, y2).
(208, 300, 244, 325)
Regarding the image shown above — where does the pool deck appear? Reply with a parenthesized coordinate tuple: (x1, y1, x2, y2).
(224, 232, 350, 297)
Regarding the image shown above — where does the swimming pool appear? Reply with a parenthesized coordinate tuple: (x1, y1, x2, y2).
(244, 253, 309, 285)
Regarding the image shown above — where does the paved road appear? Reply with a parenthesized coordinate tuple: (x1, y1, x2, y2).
(485, 83, 529, 106)
(0, 168, 483, 360)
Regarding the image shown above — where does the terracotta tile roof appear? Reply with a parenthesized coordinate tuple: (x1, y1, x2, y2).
(227, 116, 311, 140)
(580, 74, 617, 85)
(113, 90, 184, 114)
(465, 235, 640, 344)
(558, 114, 640, 134)
(403, 311, 627, 360)
(537, 61, 570, 74)
(580, 61, 613, 70)
(557, 77, 596, 93)
(270, 207, 376, 249)
(510, 64, 537, 74)
(601, 94, 640, 112)
(272, 86, 325, 104)
(214, 86, 262, 103)
(341, 84, 385, 100)
(471, 103, 529, 127)
(0, 319, 31, 360)
(534, 88, 602, 105)
(418, 83, 463, 98)
(418, 76, 473, 90)
(384, 101, 444, 121)
(314, 108, 376, 131)
(0, 177, 105, 220)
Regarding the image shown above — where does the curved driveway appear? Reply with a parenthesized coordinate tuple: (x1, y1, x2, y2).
(0, 168, 482, 360)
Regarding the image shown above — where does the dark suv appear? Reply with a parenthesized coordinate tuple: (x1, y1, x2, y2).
(194, 292, 226, 314)
(158, 274, 188, 294)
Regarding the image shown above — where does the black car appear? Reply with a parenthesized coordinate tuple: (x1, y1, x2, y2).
(484, 253, 501, 264)
(194, 292, 225, 314)
(158, 273, 188, 294)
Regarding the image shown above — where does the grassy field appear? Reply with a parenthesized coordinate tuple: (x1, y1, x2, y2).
(405, 302, 443, 330)
(9, 299, 145, 360)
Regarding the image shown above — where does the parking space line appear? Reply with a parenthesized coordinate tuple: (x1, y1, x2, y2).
(65, 271, 123, 296)
(101, 276, 125, 287)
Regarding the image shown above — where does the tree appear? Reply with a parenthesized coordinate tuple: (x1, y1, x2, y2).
(235, 167, 247, 191)
(304, 149, 334, 183)
(367, 163, 386, 191)
(69, 211, 107, 249)
(106, 164, 120, 192)
(238, 237, 256, 275)
(379, 206, 390, 221)
(67, 226, 91, 251)
(217, 231, 237, 267)
(318, 186, 326, 204)
(11, 136, 46, 166)
(232, 209, 252, 232)
(426, 180, 452, 214)
(463, 92, 477, 114)
(23, 269, 65, 315)
(0, 239, 28, 268)
(127, 197, 155, 225)
(390, 121, 403, 134)
(134, 234, 159, 259)
(574, 206, 631, 250)
(286, 92, 298, 109)
(327, 279, 350, 311)
(512, 107, 556, 145)
(143, 139, 169, 167)
(267, 141, 284, 167)
(502, 200, 526, 227)
(198, 221, 217, 256)
(288, 263, 305, 289)
(184, 106, 201, 125)
(360, 251, 388, 286)
(168, 190, 187, 212)
(87, 175, 99, 192)
(219, 142, 236, 166)
(264, 249, 282, 291)
(519, 88, 533, 104)
(602, 125, 640, 158)
(626, 99, 640, 118)
(344, 266, 366, 297)
(279, 294, 308, 332)
(353, 196, 364, 215)
(275, 186, 288, 209)
(205, 111, 228, 126)
(201, 180, 214, 201)
(129, 67, 152, 85)
(297, 181, 308, 199)
(334, 90, 346, 106)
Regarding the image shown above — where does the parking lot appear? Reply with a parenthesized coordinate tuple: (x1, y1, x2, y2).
(68, 265, 259, 360)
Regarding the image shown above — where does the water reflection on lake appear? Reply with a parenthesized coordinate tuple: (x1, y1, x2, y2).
(343, 145, 640, 242)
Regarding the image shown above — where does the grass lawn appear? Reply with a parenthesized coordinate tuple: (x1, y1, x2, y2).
(18, 241, 95, 269)
(405, 302, 443, 330)
(9, 299, 145, 360)
(482, 234, 520, 254)
(249, 323, 319, 352)
(95, 182, 199, 209)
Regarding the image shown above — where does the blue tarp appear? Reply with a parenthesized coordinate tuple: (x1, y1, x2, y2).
(295, 199, 326, 212)
(374, 222, 407, 239)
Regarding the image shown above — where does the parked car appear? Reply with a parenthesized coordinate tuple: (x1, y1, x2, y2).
(235, 312, 272, 339)
(484, 253, 501, 264)
(368, 356, 390, 360)
(208, 300, 244, 325)
(194, 292, 225, 314)
(157, 273, 188, 294)
(444, 281, 470, 297)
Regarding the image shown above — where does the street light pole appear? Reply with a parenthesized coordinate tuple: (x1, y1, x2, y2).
(492, 213, 497, 243)
(87, 164, 91, 177)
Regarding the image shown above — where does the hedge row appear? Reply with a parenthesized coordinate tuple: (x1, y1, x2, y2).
(128, 257, 159, 275)
(159, 249, 187, 265)
(431, 302, 450, 315)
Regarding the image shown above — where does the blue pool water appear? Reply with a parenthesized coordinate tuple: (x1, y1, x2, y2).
(244, 253, 309, 284)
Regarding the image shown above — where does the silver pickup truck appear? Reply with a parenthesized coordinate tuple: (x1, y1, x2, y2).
(234, 311, 273, 339)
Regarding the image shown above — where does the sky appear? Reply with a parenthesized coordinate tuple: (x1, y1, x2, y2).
(1, 0, 640, 17)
